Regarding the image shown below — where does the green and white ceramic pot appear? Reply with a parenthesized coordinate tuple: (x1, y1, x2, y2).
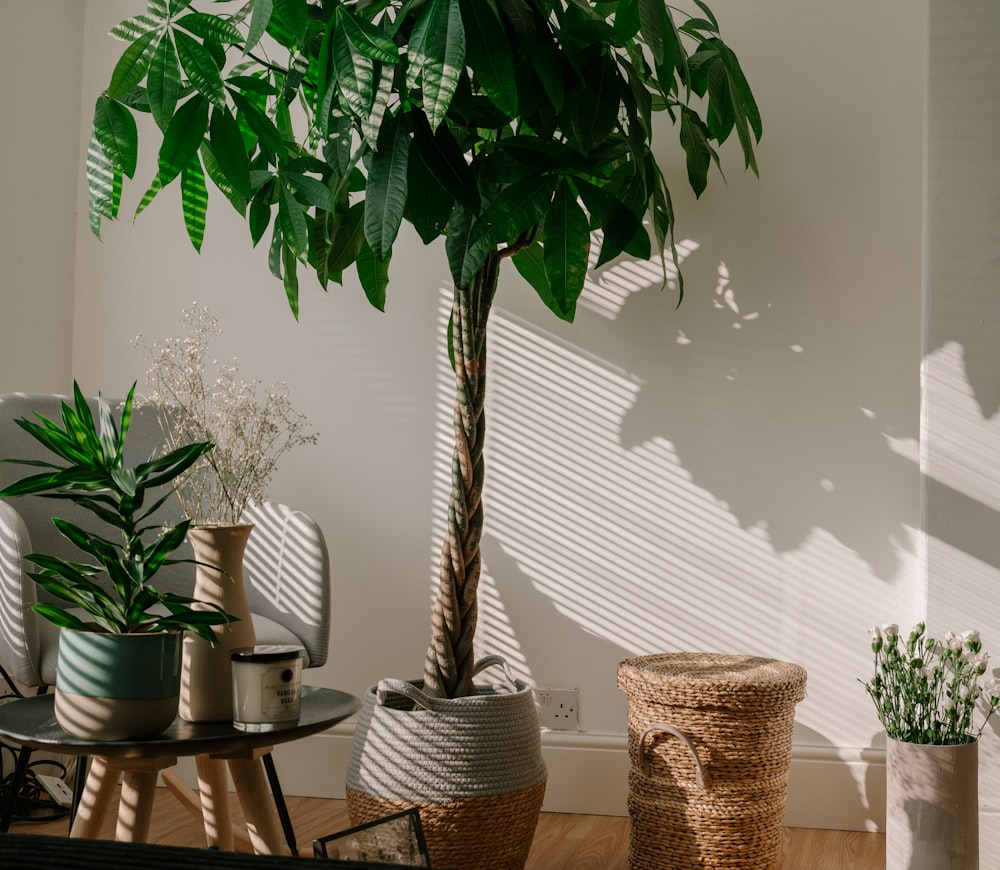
(54, 628, 182, 741)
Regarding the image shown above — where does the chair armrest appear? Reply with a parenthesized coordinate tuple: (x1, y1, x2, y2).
(0, 500, 44, 688)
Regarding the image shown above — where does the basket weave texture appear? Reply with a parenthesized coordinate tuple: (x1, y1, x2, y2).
(346, 657, 546, 870)
(618, 653, 807, 870)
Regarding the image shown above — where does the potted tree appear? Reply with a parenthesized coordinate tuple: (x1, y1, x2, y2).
(86, 0, 761, 864)
(0, 383, 233, 740)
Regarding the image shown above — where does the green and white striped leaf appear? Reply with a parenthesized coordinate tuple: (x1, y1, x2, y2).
(176, 12, 244, 44)
(245, 0, 274, 53)
(180, 153, 208, 252)
(147, 33, 181, 130)
(108, 30, 160, 100)
(93, 94, 138, 179)
(364, 111, 412, 260)
(333, 9, 374, 120)
(86, 133, 122, 238)
(175, 30, 226, 107)
(408, 0, 465, 131)
(361, 62, 395, 151)
(109, 14, 161, 42)
(341, 9, 400, 64)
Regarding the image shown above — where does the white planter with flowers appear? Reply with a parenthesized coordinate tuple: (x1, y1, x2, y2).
(864, 623, 1000, 870)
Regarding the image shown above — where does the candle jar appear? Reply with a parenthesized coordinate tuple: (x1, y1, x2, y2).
(230, 645, 304, 732)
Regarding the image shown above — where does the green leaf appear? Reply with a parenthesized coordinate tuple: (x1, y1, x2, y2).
(86, 133, 122, 238)
(93, 95, 138, 179)
(157, 94, 208, 187)
(181, 153, 208, 252)
(461, 0, 517, 118)
(542, 179, 590, 316)
(571, 52, 622, 151)
(407, 138, 454, 243)
(340, 8, 400, 64)
(324, 201, 365, 274)
(273, 0, 308, 46)
(279, 180, 309, 260)
(209, 105, 252, 198)
(411, 111, 480, 211)
(679, 106, 712, 197)
(356, 239, 390, 311)
(364, 110, 412, 260)
(513, 240, 578, 321)
(638, 0, 682, 79)
(108, 30, 160, 100)
(461, 175, 555, 286)
(249, 182, 274, 246)
(229, 88, 286, 155)
(245, 0, 274, 53)
(147, 32, 181, 131)
(285, 173, 337, 213)
(445, 202, 474, 288)
(408, 0, 466, 131)
(176, 12, 244, 44)
(282, 239, 300, 318)
(175, 30, 226, 107)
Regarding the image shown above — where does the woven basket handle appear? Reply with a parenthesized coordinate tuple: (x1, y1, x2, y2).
(375, 656, 519, 710)
(639, 722, 712, 790)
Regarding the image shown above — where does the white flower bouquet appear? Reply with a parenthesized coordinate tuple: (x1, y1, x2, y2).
(135, 304, 318, 525)
(863, 622, 1000, 745)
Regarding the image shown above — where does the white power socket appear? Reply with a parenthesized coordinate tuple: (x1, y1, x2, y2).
(36, 774, 73, 807)
(535, 688, 579, 730)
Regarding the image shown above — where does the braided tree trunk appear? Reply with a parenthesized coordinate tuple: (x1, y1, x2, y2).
(422, 251, 502, 699)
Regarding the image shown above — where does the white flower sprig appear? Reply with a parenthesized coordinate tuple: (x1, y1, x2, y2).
(863, 622, 1000, 745)
(134, 303, 318, 525)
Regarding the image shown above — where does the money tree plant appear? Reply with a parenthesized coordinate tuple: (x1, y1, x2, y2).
(88, 0, 762, 698)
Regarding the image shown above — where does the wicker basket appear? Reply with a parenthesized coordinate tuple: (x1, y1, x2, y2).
(346, 657, 546, 870)
(617, 653, 807, 870)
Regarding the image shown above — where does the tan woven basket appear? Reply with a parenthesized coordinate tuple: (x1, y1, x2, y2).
(617, 653, 807, 870)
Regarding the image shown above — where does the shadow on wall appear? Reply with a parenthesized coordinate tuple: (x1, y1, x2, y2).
(569, 240, 920, 582)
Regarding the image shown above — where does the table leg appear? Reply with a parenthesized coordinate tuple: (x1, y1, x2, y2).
(226, 748, 288, 856)
(196, 756, 235, 850)
(70, 756, 118, 839)
(114, 756, 177, 843)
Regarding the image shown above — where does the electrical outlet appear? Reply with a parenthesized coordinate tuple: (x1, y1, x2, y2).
(535, 688, 579, 730)
(36, 774, 73, 807)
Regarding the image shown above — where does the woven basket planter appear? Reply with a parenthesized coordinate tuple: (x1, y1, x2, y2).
(346, 657, 546, 870)
(618, 653, 807, 870)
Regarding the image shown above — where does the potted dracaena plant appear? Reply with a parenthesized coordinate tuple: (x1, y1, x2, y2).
(86, 1, 761, 865)
(0, 383, 232, 740)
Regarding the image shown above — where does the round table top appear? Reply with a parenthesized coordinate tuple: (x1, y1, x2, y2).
(0, 686, 360, 759)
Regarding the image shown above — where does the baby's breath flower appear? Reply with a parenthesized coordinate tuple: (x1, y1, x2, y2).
(134, 303, 318, 524)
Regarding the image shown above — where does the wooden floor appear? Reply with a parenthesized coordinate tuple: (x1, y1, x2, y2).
(8, 789, 886, 869)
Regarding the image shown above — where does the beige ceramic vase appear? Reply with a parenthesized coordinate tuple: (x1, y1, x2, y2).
(179, 523, 257, 722)
(885, 736, 979, 870)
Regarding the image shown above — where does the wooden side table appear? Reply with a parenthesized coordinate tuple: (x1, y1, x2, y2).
(0, 686, 359, 854)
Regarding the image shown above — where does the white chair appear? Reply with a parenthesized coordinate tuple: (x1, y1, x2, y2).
(0, 393, 331, 851)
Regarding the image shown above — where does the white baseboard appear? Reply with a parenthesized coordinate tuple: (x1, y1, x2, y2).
(194, 725, 886, 833)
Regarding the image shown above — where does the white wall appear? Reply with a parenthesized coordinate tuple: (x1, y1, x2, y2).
(924, 0, 1000, 853)
(0, 0, 84, 393)
(6, 0, 996, 838)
